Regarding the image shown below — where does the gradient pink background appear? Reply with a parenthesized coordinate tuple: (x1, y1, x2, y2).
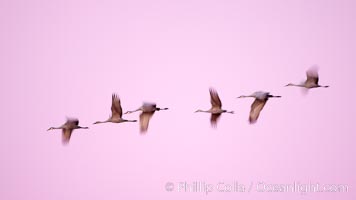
(1, 0, 355, 199)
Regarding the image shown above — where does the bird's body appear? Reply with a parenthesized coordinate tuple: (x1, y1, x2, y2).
(47, 118, 88, 144)
(238, 91, 281, 124)
(125, 102, 168, 133)
(251, 91, 271, 100)
(195, 88, 234, 127)
(125, 103, 168, 114)
(286, 67, 329, 89)
(93, 94, 137, 124)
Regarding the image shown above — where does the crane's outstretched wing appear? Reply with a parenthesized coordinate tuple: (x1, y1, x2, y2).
(210, 113, 221, 128)
(249, 99, 267, 124)
(62, 128, 73, 144)
(209, 88, 222, 109)
(306, 67, 319, 85)
(111, 94, 123, 119)
(139, 111, 155, 133)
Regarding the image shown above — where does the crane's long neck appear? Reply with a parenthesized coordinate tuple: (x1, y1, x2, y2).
(237, 95, 254, 98)
(93, 120, 110, 124)
(286, 83, 305, 87)
(125, 108, 141, 114)
(47, 126, 62, 131)
(195, 109, 210, 113)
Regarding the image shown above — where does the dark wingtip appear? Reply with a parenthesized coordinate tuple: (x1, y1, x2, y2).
(210, 123, 218, 129)
(61, 140, 70, 146)
(249, 118, 257, 124)
(209, 87, 217, 93)
(112, 93, 119, 99)
(140, 129, 148, 134)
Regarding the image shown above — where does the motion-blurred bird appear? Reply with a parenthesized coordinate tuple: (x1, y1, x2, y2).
(125, 103, 168, 133)
(237, 91, 281, 124)
(47, 118, 88, 144)
(93, 94, 137, 124)
(195, 88, 234, 127)
(285, 66, 329, 89)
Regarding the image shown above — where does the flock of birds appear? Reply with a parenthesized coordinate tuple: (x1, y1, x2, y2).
(47, 67, 329, 144)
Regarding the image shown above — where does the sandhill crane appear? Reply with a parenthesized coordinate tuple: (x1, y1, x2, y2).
(195, 88, 234, 127)
(125, 103, 168, 133)
(93, 94, 137, 124)
(237, 91, 281, 124)
(47, 118, 88, 144)
(285, 67, 329, 89)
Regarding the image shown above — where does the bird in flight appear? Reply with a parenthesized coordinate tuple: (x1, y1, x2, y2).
(195, 88, 234, 127)
(237, 91, 281, 124)
(47, 118, 88, 144)
(93, 94, 137, 124)
(125, 103, 168, 133)
(285, 66, 329, 89)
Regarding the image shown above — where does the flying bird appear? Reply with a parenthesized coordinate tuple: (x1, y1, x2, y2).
(125, 103, 168, 133)
(195, 88, 234, 127)
(47, 118, 88, 144)
(285, 66, 329, 89)
(93, 94, 137, 124)
(237, 91, 281, 124)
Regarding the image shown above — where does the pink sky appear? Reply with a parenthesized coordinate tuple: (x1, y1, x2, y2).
(1, 0, 355, 199)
